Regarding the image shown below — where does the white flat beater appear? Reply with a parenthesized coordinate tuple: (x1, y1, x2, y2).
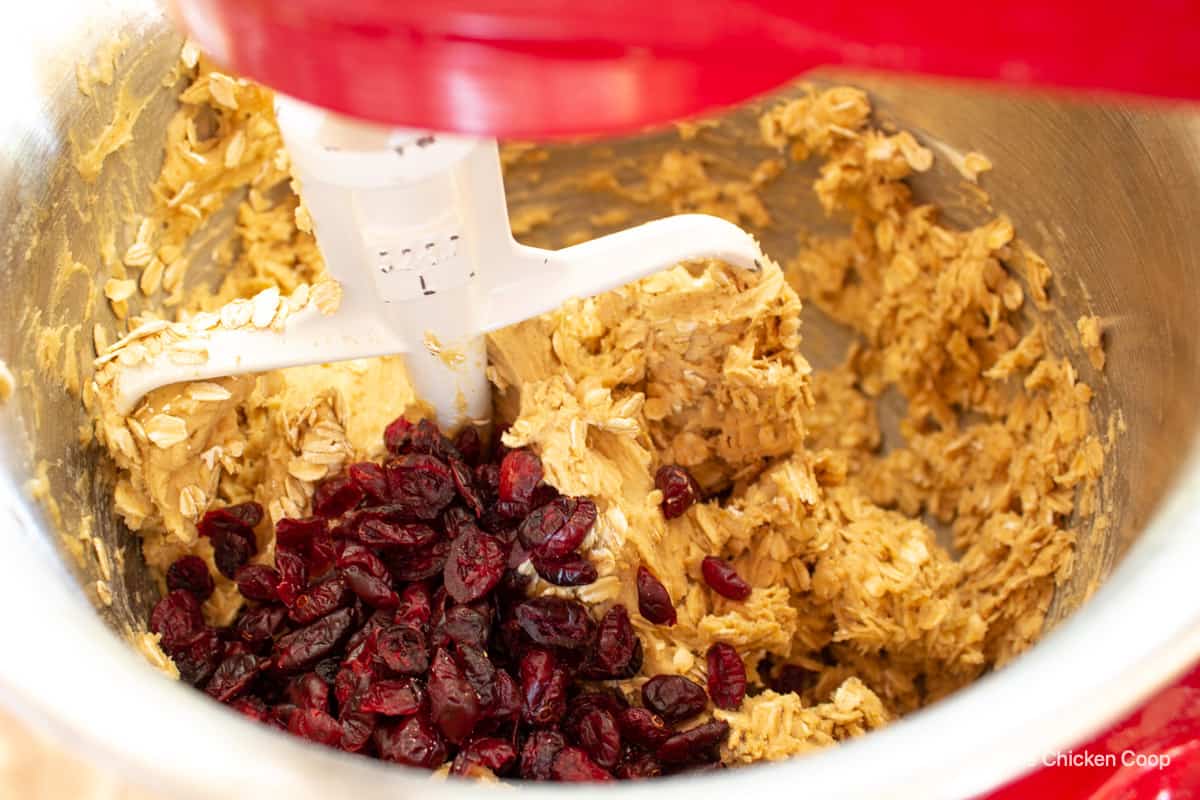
(109, 97, 764, 425)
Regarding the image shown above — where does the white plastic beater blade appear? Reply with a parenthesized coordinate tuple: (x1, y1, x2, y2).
(483, 214, 761, 333)
(109, 98, 764, 425)
(108, 305, 409, 414)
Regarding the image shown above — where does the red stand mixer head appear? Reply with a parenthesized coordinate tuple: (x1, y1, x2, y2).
(171, 0, 1200, 138)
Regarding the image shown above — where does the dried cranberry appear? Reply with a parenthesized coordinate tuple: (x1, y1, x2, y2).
(456, 644, 497, 709)
(440, 507, 477, 540)
(274, 549, 307, 606)
(486, 669, 521, 721)
(452, 737, 517, 776)
(520, 729, 566, 780)
(234, 604, 286, 647)
(700, 556, 752, 600)
(313, 474, 365, 518)
(574, 709, 621, 769)
(348, 462, 390, 504)
(222, 641, 255, 660)
(513, 597, 595, 650)
(424, 586, 455, 635)
(582, 605, 639, 679)
(230, 695, 270, 723)
(436, 605, 491, 650)
(444, 530, 507, 603)
(383, 416, 415, 455)
(277, 516, 335, 579)
(386, 539, 452, 582)
(339, 710, 378, 752)
(427, 648, 481, 744)
(508, 541, 531, 570)
(562, 690, 629, 735)
(235, 564, 280, 602)
(636, 567, 677, 626)
(335, 659, 375, 710)
(656, 720, 730, 764)
(490, 426, 512, 461)
(528, 483, 560, 510)
(517, 497, 596, 561)
(408, 418, 458, 460)
(328, 519, 354, 542)
(641, 675, 708, 723)
(474, 463, 501, 501)
(617, 707, 672, 750)
(655, 465, 701, 519)
(706, 643, 747, 710)
(336, 542, 387, 576)
(286, 673, 331, 710)
(309, 531, 337, 576)
(450, 458, 485, 517)
(495, 572, 533, 612)
(314, 658, 340, 685)
(270, 704, 297, 728)
(376, 624, 429, 675)
(501, 499, 535, 521)
(480, 504, 522, 535)
(519, 648, 568, 726)
(205, 652, 263, 702)
(288, 576, 350, 625)
(532, 552, 598, 586)
(498, 449, 543, 504)
(275, 515, 327, 552)
(344, 611, 388, 661)
(616, 754, 663, 779)
(453, 426, 483, 466)
(346, 624, 382, 668)
(356, 518, 438, 549)
(394, 583, 433, 629)
(551, 747, 613, 781)
(212, 528, 256, 579)
(173, 627, 224, 686)
(150, 589, 205, 651)
(385, 454, 456, 518)
(515, 499, 567, 551)
(342, 566, 400, 609)
(198, 502, 263, 537)
(359, 678, 424, 716)
(166, 555, 214, 601)
(375, 715, 447, 768)
(274, 607, 354, 672)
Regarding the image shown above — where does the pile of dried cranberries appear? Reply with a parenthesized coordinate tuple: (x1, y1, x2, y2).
(149, 416, 753, 780)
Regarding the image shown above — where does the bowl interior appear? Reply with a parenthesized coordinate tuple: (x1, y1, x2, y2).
(2, 5, 1200, 791)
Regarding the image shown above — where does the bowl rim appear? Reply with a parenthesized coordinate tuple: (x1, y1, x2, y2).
(3, 2, 1200, 796)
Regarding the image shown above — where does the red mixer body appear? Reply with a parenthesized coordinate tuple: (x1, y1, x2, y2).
(171, 2, 1200, 796)
(172, 0, 1200, 137)
(985, 662, 1200, 800)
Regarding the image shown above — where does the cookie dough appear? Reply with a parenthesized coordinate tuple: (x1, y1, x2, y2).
(86, 55, 1104, 765)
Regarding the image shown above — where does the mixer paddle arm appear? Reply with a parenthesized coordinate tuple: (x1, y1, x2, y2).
(106, 99, 764, 423)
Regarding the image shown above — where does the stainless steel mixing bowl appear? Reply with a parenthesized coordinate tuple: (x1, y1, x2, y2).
(2, 1, 1200, 798)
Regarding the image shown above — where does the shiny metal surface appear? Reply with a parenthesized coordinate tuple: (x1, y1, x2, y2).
(1, 1, 1199, 798)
